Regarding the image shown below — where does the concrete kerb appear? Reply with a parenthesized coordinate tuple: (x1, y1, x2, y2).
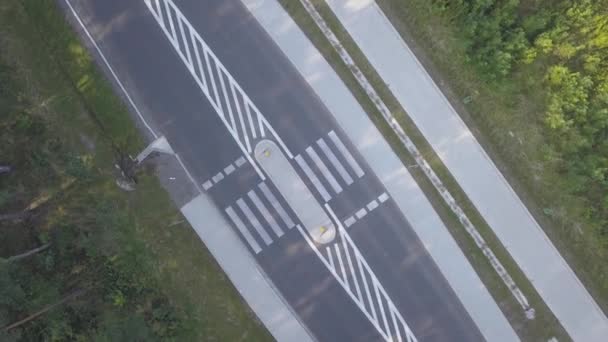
(239, 0, 518, 340)
(297, 0, 534, 319)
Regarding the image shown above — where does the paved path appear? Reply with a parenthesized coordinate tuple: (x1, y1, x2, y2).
(241, 0, 517, 340)
(323, 0, 608, 340)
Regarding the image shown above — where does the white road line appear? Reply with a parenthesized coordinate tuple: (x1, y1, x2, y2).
(190, 31, 207, 92)
(295, 155, 331, 202)
(342, 238, 363, 302)
(244, 100, 257, 139)
(378, 192, 390, 203)
(334, 244, 349, 290)
(217, 66, 237, 132)
(326, 204, 416, 341)
(202, 180, 213, 191)
(317, 138, 353, 185)
(252, 101, 265, 137)
(203, 47, 222, 115)
(358, 256, 378, 321)
(258, 183, 295, 229)
(328, 130, 364, 178)
(163, 0, 177, 44)
(231, 84, 252, 152)
(344, 216, 356, 227)
(367, 200, 379, 211)
(306, 146, 342, 194)
(390, 306, 403, 342)
(225, 206, 262, 254)
(235, 156, 246, 167)
(374, 279, 391, 340)
(212, 172, 224, 183)
(326, 247, 335, 271)
(355, 208, 367, 219)
(177, 13, 193, 67)
(224, 163, 236, 175)
(237, 198, 273, 245)
(64, 0, 158, 139)
(297, 225, 390, 341)
(248, 190, 284, 238)
(146, 0, 267, 180)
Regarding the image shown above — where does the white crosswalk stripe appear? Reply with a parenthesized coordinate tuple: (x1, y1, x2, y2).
(295, 133, 366, 202)
(225, 206, 262, 254)
(328, 130, 364, 178)
(237, 198, 272, 246)
(258, 183, 295, 229)
(224, 183, 296, 254)
(248, 190, 284, 238)
(295, 155, 331, 202)
(306, 146, 342, 194)
(145, 0, 295, 182)
(298, 205, 417, 342)
(317, 137, 353, 185)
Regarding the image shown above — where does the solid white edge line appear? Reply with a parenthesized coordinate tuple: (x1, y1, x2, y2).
(66, 0, 158, 139)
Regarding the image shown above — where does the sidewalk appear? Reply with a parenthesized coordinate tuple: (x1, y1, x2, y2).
(240, 0, 518, 340)
(181, 194, 315, 342)
(322, 0, 608, 341)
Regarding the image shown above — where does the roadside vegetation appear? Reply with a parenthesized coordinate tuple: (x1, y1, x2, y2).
(0, 0, 270, 340)
(375, 0, 608, 310)
(278, 0, 608, 340)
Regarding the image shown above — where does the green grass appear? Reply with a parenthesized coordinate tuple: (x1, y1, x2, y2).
(278, 0, 569, 340)
(375, 0, 608, 318)
(0, 0, 271, 340)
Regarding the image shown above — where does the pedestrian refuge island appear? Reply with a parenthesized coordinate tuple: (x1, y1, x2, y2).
(255, 139, 335, 244)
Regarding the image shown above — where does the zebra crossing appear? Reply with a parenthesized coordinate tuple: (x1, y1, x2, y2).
(224, 182, 296, 254)
(299, 206, 417, 342)
(295, 130, 365, 202)
(144, 0, 293, 181)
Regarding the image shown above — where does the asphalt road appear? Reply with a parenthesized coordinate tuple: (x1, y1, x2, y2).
(60, 0, 486, 341)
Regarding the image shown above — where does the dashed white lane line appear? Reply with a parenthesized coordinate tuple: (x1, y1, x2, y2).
(378, 193, 390, 203)
(202, 180, 213, 191)
(202, 156, 248, 191)
(344, 193, 389, 228)
(235, 156, 246, 167)
(344, 216, 357, 227)
(212, 172, 224, 183)
(355, 208, 367, 219)
(224, 164, 236, 175)
(366, 200, 379, 211)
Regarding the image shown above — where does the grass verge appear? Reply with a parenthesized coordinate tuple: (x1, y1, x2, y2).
(376, 0, 608, 327)
(278, 0, 569, 340)
(1, 0, 272, 340)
